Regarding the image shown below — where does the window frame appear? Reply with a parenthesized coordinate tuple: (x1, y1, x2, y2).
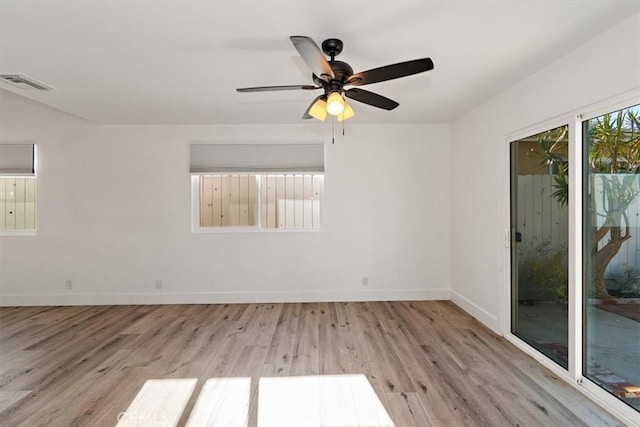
(190, 173, 324, 233)
(0, 142, 37, 236)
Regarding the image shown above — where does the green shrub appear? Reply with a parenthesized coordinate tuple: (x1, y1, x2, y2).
(517, 240, 568, 303)
(605, 263, 640, 298)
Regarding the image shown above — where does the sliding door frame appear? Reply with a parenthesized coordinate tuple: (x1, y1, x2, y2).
(503, 89, 640, 426)
(504, 114, 574, 382)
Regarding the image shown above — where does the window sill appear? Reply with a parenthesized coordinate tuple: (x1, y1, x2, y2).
(192, 226, 321, 234)
(0, 230, 36, 236)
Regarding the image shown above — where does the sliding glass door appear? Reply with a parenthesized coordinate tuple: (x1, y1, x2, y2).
(583, 104, 640, 411)
(510, 125, 569, 369)
(510, 103, 640, 416)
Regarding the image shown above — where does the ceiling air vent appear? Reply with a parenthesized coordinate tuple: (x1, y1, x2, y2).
(0, 74, 52, 91)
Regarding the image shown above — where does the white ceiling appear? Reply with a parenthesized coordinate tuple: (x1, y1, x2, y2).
(1, 1, 638, 125)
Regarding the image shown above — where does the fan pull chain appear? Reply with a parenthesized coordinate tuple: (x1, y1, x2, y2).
(332, 118, 335, 144)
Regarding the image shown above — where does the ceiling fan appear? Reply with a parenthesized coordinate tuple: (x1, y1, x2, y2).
(236, 36, 434, 122)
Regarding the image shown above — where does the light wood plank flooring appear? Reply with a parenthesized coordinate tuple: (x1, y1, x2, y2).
(0, 301, 625, 426)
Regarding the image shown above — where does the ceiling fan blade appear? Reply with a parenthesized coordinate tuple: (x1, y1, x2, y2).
(237, 85, 320, 93)
(344, 88, 399, 110)
(348, 58, 433, 86)
(290, 36, 334, 80)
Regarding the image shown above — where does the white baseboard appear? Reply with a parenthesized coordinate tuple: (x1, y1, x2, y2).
(450, 289, 501, 334)
(0, 288, 451, 306)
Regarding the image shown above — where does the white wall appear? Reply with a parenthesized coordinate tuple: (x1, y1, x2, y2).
(0, 88, 451, 305)
(450, 13, 640, 333)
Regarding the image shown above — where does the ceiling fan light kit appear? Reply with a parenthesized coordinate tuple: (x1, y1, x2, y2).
(309, 97, 328, 121)
(337, 101, 355, 122)
(237, 36, 434, 125)
(326, 91, 345, 116)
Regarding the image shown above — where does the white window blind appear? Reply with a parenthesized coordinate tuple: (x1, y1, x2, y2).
(190, 144, 324, 173)
(0, 144, 35, 175)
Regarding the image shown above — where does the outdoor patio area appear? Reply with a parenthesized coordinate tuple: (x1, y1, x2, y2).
(518, 302, 640, 410)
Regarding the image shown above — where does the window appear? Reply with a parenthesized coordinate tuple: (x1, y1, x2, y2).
(510, 125, 569, 369)
(260, 174, 322, 229)
(583, 104, 640, 411)
(0, 143, 36, 233)
(199, 174, 258, 227)
(191, 144, 324, 230)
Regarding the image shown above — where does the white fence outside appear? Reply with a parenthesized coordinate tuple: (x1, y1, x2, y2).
(517, 174, 640, 275)
(516, 175, 568, 254)
(591, 174, 640, 273)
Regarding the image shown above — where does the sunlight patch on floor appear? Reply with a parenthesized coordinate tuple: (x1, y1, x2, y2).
(118, 374, 394, 427)
(186, 377, 251, 427)
(116, 378, 197, 427)
(258, 374, 395, 427)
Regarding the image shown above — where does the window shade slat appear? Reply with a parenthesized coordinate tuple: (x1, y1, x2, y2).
(0, 144, 35, 175)
(190, 144, 324, 173)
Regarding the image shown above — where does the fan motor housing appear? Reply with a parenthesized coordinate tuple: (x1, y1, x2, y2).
(313, 60, 354, 88)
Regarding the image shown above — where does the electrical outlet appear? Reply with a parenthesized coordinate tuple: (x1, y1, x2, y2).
(155, 280, 162, 290)
(361, 276, 369, 287)
(65, 280, 73, 290)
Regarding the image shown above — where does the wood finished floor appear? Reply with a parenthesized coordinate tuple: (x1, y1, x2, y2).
(0, 301, 624, 426)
